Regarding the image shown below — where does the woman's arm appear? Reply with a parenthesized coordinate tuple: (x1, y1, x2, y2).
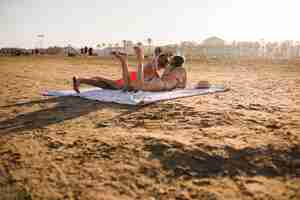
(134, 46, 145, 90)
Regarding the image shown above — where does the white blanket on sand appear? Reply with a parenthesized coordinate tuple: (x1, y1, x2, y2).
(42, 86, 227, 105)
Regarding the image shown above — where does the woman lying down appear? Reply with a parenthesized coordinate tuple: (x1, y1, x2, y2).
(73, 46, 209, 92)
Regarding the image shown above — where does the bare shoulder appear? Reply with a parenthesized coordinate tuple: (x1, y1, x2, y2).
(172, 67, 186, 76)
(173, 67, 187, 85)
(163, 67, 186, 81)
(176, 67, 186, 72)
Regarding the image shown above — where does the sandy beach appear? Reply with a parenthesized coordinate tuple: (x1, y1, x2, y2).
(0, 56, 300, 200)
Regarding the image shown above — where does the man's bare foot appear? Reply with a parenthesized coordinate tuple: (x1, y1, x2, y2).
(110, 51, 128, 62)
(111, 51, 127, 56)
(73, 76, 80, 93)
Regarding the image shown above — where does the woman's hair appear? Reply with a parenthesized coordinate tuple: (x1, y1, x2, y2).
(157, 53, 170, 67)
(154, 47, 162, 56)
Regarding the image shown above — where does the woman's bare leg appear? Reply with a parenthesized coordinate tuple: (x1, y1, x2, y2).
(134, 46, 145, 90)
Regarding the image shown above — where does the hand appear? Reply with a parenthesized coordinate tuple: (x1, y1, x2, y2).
(122, 85, 129, 92)
(196, 81, 211, 89)
(122, 85, 136, 92)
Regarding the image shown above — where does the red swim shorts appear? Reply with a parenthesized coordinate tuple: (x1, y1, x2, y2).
(115, 71, 137, 87)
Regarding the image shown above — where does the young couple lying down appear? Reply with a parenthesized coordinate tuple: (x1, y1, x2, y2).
(72, 46, 210, 93)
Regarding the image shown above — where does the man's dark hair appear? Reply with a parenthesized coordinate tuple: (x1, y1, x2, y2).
(171, 56, 185, 67)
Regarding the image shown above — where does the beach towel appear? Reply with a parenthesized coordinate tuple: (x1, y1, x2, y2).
(42, 86, 227, 105)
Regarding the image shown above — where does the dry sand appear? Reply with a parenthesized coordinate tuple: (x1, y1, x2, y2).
(0, 56, 300, 200)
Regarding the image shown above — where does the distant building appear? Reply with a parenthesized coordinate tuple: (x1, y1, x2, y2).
(46, 46, 64, 55)
(64, 46, 79, 56)
(95, 44, 140, 56)
(200, 37, 239, 59)
(202, 37, 225, 47)
(0, 48, 31, 56)
(237, 42, 261, 57)
(204, 46, 239, 59)
(95, 47, 123, 56)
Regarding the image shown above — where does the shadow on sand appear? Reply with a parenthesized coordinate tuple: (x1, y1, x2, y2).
(142, 137, 300, 178)
(0, 96, 144, 135)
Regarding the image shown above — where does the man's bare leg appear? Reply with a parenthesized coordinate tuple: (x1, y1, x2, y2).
(111, 51, 131, 90)
(73, 76, 120, 93)
(72, 51, 131, 93)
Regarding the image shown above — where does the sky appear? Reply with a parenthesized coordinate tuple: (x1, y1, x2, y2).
(0, 0, 299, 48)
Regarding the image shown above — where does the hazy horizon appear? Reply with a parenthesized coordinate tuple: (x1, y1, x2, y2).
(1, 0, 300, 48)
